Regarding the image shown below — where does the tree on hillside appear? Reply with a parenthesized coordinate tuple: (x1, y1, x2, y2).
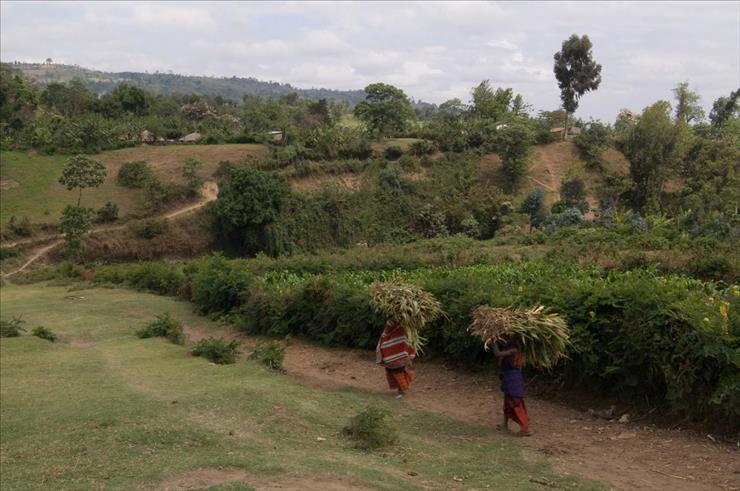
(672, 82, 705, 124)
(58, 155, 107, 206)
(471, 81, 511, 121)
(57, 154, 107, 257)
(709, 88, 740, 128)
(553, 34, 602, 139)
(213, 167, 291, 256)
(495, 119, 535, 192)
(353, 83, 413, 140)
(620, 101, 685, 212)
(520, 188, 547, 231)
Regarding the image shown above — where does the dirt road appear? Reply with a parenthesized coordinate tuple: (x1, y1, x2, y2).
(0, 181, 218, 279)
(277, 339, 738, 490)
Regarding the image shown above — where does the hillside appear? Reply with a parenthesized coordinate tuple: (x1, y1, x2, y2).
(4, 62, 369, 104)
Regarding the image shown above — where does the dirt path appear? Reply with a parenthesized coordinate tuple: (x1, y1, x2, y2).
(215, 331, 737, 491)
(0, 182, 218, 279)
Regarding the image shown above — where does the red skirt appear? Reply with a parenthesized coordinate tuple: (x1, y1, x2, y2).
(385, 365, 416, 391)
(503, 395, 529, 432)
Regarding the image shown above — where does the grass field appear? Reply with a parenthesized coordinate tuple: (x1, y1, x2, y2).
(0, 144, 268, 231)
(0, 285, 602, 491)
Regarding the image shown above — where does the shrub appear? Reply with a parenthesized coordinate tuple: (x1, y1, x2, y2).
(397, 155, 417, 172)
(135, 313, 184, 345)
(409, 139, 435, 156)
(415, 205, 448, 238)
(192, 337, 240, 364)
(31, 326, 56, 342)
(460, 216, 481, 239)
(187, 254, 251, 314)
(117, 161, 153, 188)
(383, 145, 404, 160)
(574, 121, 610, 168)
(144, 178, 186, 212)
(249, 340, 285, 370)
(95, 201, 119, 223)
(8, 215, 31, 237)
(0, 317, 25, 337)
(549, 207, 585, 229)
(520, 189, 547, 230)
(0, 246, 19, 260)
(132, 219, 168, 239)
(342, 408, 398, 450)
(182, 158, 204, 197)
(96, 262, 185, 295)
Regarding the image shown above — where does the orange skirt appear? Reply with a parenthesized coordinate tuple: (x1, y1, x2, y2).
(385, 365, 416, 391)
(503, 395, 529, 432)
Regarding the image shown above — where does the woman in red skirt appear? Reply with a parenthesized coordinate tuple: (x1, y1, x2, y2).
(375, 319, 416, 399)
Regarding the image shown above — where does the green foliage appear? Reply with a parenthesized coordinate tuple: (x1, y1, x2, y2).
(116, 161, 153, 188)
(415, 204, 449, 239)
(709, 88, 739, 128)
(553, 34, 602, 116)
(135, 313, 184, 345)
(354, 83, 413, 139)
(521, 189, 547, 230)
(58, 154, 107, 205)
(620, 101, 686, 212)
(408, 139, 435, 156)
(8, 215, 31, 237)
(574, 121, 610, 167)
(191, 337, 240, 364)
(59, 205, 94, 257)
(214, 167, 291, 256)
(249, 340, 285, 370)
(673, 81, 705, 124)
(132, 218, 168, 239)
(94, 262, 184, 295)
(31, 326, 57, 342)
(186, 253, 251, 314)
(496, 120, 534, 191)
(383, 145, 404, 160)
(0, 246, 20, 260)
(143, 177, 186, 212)
(95, 201, 119, 223)
(182, 158, 205, 196)
(0, 317, 25, 337)
(342, 407, 398, 450)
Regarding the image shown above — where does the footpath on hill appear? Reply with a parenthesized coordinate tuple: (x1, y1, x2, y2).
(0, 181, 218, 278)
(184, 325, 739, 491)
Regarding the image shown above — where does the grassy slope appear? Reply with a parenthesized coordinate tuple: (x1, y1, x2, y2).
(0, 285, 602, 491)
(0, 144, 268, 229)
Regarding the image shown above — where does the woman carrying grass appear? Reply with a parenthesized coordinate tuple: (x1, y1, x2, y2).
(375, 319, 416, 399)
(494, 339, 531, 436)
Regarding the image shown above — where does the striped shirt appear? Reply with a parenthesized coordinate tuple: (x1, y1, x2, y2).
(376, 322, 415, 369)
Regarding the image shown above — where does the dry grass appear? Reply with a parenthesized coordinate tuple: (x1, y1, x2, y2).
(95, 143, 269, 184)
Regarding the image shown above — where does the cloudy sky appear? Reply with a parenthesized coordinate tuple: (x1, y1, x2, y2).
(1, 1, 738, 121)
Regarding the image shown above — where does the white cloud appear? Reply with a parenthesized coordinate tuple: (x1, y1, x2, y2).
(0, 1, 738, 121)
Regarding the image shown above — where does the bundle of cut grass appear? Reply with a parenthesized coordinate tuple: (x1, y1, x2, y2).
(369, 282, 444, 351)
(468, 305, 571, 368)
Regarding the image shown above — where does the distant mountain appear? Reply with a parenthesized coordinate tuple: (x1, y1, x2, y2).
(4, 62, 372, 105)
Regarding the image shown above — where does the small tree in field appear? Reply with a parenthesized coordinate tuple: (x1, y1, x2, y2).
(58, 155, 106, 257)
(59, 205, 94, 257)
(354, 83, 413, 140)
(58, 155, 107, 206)
(553, 34, 602, 138)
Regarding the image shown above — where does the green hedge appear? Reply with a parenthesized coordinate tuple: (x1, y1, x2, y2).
(89, 255, 738, 421)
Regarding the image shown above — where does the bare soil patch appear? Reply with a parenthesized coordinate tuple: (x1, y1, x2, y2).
(276, 338, 739, 491)
(0, 179, 20, 190)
